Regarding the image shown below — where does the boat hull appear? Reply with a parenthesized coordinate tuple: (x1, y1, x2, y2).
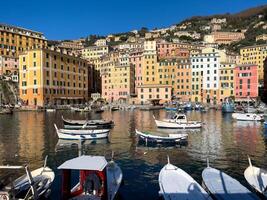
(136, 130, 188, 143)
(244, 166, 267, 197)
(56, 130, 110, 140)
(155, 119, 202, 129)
(159, 163, 211, 200)
(202, 167, 259, 200)
(232, 113, 263, 121)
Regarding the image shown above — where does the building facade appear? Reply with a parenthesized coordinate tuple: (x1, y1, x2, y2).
(137, 84, 172, 104)
(0, 23, 47, 57)
(19, 47, 89, 107)
(240, 44, 267, 84)
(234, 64, 258, 100)
(204, 32, 245, 44)
(219, 63, 235, 101)
(82, 45, 109, 61)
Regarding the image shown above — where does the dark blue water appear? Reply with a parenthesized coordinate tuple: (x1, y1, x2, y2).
(0, 110, 266, 199)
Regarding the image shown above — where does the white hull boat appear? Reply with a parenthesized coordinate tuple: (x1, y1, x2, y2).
(202, 161, 259, 200)
(136, 129, 188, 143)
(0, 156, 54, 199)
(232, 113, 263, 121)
(54, 124, 110, 140)
(159, 157, 211, 200)
(46, 108, 56, 112)
(154, 115, 202, 129)
(244, 157, 267, 197)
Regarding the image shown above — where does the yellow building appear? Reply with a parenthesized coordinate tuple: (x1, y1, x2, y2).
(101, 63, 135, 102)
(0, 23, 47, 57)
(158, 58, 192, 101)
(82, 45, 109, 61)
(141, 41, 158, 84)
(240, 44, 267, 84)
(19, 47, 89, 107)
(219, 63, 235, 101)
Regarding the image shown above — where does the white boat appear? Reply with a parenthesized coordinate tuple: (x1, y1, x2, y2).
(62, 116, 114, 129)
(46, 108, 56, 112)
(202, 160, 259, 200)
(244, 156, 267, 197)
(232, 113, 264, 121)
(54, 124, 110, 140)
(153, 114, 202, 129)
(0, 156, 55, 199)
(159, 157, 211, 200)
(70, 106, 91, 112)
(58, 155, 122, 200)
(136, 129, 188, 143)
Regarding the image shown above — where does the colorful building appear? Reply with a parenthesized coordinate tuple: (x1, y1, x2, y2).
(0, 23, 47, 57)
(234, 64, 258, 100)
(0, 55, 19, 76)
(19, 47, 89, 107)
(219, 63, 235, 101)
(129, 50, 143, 93)
(137, 84, 172, 104)
(240, 44, 267, 84)
(82, 45, 109, 61)
(204, 31, 245, 44)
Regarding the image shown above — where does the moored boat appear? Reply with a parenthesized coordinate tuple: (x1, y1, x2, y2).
(54, 124, 110, 140)
(0, 156, 54, 199)
(264, 121, 267, 129)
(159, 157, 211, 200)
(0, 107, 13, 114)
(111, 106, 120, 111)
(62, 116, 114, 129)
(202, 160, 259, 200)
(153, 114, 202, 129)
(58, 155, 122, 200)
(244, 156, 267, 198)
(135, 129, 188, 143)
(46, 108, 56, 112)
(222, 98, 235, 113)
(232, 113, 264, 121)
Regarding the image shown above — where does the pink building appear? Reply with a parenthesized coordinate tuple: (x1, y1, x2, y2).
(0, 56, 19, 76)
(234, 64, 258, 99)
(156, 41, 189, 59)
(129, 50, 143, 94)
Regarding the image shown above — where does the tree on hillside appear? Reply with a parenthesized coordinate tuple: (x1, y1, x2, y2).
(138, 27, 148, 37)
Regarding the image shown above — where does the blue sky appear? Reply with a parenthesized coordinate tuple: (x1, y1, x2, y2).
(1, 0, 266, 40)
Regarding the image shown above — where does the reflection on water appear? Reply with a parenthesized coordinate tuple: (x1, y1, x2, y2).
(0, 110, 266, 199)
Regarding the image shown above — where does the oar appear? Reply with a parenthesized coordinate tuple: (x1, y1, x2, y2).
(81, 121, 88, 129)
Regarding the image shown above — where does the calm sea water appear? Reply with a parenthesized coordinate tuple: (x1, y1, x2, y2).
(0, 109, 266, 199)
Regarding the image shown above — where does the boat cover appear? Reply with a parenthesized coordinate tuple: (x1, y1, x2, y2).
(58, 155, 107, 171)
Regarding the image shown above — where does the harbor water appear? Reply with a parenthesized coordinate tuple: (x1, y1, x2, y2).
(0, 109, 266, 199)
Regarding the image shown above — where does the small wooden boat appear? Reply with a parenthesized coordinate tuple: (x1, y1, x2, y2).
(46, 108, 56, 112)
(0, 108, 13, 114)
(159, 157, 211, 200)
(202, 160, 259, 200)
(95, 108, 104, 113)
(0, 156, 54, 199)
(244, 156, 267, 197)
(54, 124, 110, 140)
(111, 106, 120, 111)
(164, 107, 177, 111)
(70, 106, 91, 112)
(153, 114, 202, 129)
(232, 113, 264, 121)
(58, 155, 122, 200)
(136, 129, 188, 143)
(62, 116, 114, 129)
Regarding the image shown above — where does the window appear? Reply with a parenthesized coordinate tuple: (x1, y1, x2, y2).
(33, 62, 36, 67)
(33, 53, 36, 58)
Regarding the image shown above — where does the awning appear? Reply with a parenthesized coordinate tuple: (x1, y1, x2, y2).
(58, 155, 107, 171)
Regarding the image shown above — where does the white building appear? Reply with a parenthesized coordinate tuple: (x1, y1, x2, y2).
(95, 39, 107, 46)
(190, 48, 220, 103)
